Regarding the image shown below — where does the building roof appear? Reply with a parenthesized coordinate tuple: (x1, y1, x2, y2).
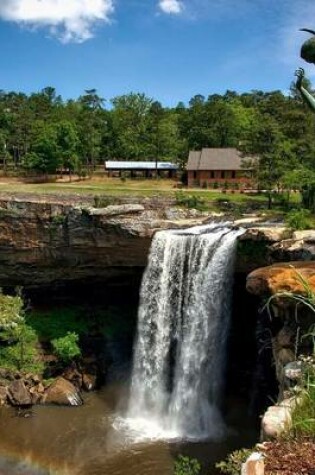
(105, 161, 178, 170)
(187, 148, 252, 171)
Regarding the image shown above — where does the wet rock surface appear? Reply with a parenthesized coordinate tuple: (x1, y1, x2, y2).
(7, 380, 32, 406)
(42, 377, 83, 406)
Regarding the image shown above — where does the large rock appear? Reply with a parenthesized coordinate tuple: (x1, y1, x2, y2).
(7, 380, 32, 406)
(261, 398, 296, 440)
(241, 453, 264, 475)
(269, 239, 315, 262)
(42, 377, 83, 406)
(246, 261, 315, 297)
(239, 227, 287, 242)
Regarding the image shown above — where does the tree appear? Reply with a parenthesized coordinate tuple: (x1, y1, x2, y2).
(241, 115, 296, 209)
(23, 125, 60, 176)
(111, 93, 153, 159)
(78, 89, 105, 173)
(56, 121, 79, 180)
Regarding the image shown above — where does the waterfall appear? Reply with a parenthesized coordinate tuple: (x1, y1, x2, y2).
(125, 223, 243, 441)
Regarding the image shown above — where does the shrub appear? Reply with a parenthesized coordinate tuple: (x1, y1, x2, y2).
(0, 323, 44, 373)
(216, 448, 253, 475)
(285, 209, 312, 230)
(51, 332, 81, 363)
(174, 456, 200, 475)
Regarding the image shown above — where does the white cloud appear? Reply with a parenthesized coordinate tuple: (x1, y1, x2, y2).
(0, 0, 114, 43)
(158, 0, 183, 15)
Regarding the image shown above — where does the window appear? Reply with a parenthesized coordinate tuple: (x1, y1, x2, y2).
(193, 171, 197, 179)
(221, 171, 225, 179)
(210, 171, 215, 179)
(231, 171, 236, 179)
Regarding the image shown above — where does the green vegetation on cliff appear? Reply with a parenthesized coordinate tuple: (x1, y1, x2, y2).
(0, 292, 135, 376)
(0, 293, 44, 373)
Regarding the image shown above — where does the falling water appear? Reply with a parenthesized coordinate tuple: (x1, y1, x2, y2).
(125, 223, 243, 441)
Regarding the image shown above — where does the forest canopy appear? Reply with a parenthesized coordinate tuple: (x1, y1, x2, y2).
(0, 85, 315, 184)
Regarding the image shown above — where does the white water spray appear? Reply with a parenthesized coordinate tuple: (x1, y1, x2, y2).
(124, 223, 243, 441)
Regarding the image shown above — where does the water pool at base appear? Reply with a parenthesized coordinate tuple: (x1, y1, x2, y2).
(0, 383, 257, 475)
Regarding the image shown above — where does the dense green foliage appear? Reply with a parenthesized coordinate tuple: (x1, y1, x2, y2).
(1, 86, 315, 199)
(173, 456, 200, 475)
(0, 293, 136, 375)
(0, 293, 43, 373)
(51, 332, 81, 363)
(285, 209, 313, 230)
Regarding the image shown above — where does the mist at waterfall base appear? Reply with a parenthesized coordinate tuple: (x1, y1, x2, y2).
(116, 223, 244, 442)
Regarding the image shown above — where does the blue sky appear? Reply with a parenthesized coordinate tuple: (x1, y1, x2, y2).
(0, 0, 315, 106)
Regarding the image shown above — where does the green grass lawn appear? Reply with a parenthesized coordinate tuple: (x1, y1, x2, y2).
(0, 177, 302, 207)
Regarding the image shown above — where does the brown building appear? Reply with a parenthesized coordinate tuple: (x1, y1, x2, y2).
(187, 148, 254, 189)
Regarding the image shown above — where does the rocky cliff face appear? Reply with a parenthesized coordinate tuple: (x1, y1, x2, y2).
(0, 198, 206, 288)
(1, 196, 315, 289)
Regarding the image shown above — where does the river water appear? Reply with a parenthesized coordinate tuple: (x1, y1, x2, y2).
(0, 382, 257, 475)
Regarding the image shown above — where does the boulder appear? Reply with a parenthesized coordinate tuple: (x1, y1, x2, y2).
(246, 262, 315, 297)
(261, 398, 296, 440)
(82, 373, 97, 391)
(42, 377, 83, 406)
(241, 453, 264, 475)
(7, 380, 32, 406)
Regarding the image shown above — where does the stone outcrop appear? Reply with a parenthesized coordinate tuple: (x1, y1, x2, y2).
(246, 261, 315, 298)
(7, 379, 32, 406)
(42, 377, 83, 406)
(239, 227, 287, 243)
(0, 368, 89, 407)
(246, 261, 315, 440)
(0, 197, 209, 288)
(1, 194, 315, 288)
